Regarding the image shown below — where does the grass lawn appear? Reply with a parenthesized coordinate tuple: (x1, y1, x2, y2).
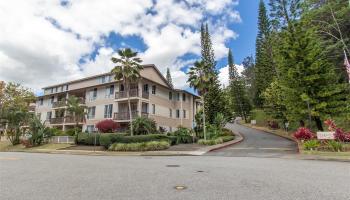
(0, 141, 73, 152)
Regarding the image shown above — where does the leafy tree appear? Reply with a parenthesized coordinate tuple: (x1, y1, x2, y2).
(261, 80, 287, 122)
(111, 48, 143, 136)
(67, 95, 87, 142)
(187, 60, 214, 140)
(0, 82, 35, 145)
(166, 67, 173, 88)
(254, 0, 276, 107)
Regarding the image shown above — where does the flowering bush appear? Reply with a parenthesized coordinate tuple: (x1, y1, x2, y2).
(324, 119, 350, 142)
(96, 120, 120, 133)
(293, 127, 315, 140)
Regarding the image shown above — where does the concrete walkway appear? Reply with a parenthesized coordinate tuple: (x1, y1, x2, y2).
(206, 123, 298, 157)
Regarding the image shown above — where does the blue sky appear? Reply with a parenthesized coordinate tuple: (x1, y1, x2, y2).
(0, 0, 261, 93)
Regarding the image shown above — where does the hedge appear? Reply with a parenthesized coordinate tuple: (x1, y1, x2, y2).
(108, 141, 170, 151)
(77, 133, 100, 145)
(198, 135, 234, 146)
(99, 133, 174, 148)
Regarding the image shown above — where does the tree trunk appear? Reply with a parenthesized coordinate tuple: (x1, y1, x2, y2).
(202, 96, 206, 140)
(75, 116, 79, 144)
(314, 117, 324, 131)
(299, 120, 305, 127)
(126, 80, 133, 136)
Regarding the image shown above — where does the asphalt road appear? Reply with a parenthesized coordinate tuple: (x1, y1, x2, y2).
(206, 123, 298, 157)
(1, 152, 350, 200)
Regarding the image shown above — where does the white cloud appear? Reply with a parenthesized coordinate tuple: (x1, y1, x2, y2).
(218, 64, 244, 88)
(0, 0, 241, 93)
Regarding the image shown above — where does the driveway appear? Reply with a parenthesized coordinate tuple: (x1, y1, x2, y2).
(206, 123, 298, 157)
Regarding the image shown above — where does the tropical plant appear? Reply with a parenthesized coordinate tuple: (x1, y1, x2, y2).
(111, 48, 143, 136)
(213, 113, 227, 130)
(26, 116, 46, 146)
(303, 140, 320, 151)
(194, 109, 203, 136)
(187, 60, 214, 140)
(293, 127, 315, 141)
(327, 140, 343, 152)
(66, 95, 86, 143)
(96, 119, 120, 133)
(131, 116, 157, 135)
(170, 127, 194, 144)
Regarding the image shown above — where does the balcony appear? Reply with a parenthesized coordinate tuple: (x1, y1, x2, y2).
(50, 117, 64, 124)
(113, 111, 139, 121)
(65, 116, 84, 124)
(115, 89, 149, 100)
(52, 98, 85, 108)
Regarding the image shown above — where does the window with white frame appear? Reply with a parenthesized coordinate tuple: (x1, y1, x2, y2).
(89, 88, 97, 101)
(87, 106, 96, 119)
(104, 104, 113, 118)
(183, 110, 186, 118)
(46, 111, 52, 120)
(105, 85, 114, 98)
(169, 108, 172, 118)
(176, 109, 180, 118)
(176, 93, 180, 101)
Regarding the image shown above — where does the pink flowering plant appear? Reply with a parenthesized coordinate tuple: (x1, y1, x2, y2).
(324, 119, 350, 142)
(293, 127, 316, 141)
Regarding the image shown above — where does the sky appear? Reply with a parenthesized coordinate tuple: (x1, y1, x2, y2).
(0, 0, 259, 95)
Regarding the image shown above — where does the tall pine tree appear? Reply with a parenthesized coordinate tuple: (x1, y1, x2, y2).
(200, 23, 228, 123)
(166, 68, 173, 88)
(228, 49, 252, 122)
(254, 0, 275, 107)
(275, 20, 349, 130)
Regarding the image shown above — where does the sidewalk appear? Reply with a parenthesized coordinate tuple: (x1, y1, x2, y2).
(4, 132, 244, 156)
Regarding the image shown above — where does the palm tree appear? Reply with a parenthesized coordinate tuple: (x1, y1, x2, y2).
(187, 60, 214, 140)
(111, 48, 143, 136)
(67, 96, 86, 142)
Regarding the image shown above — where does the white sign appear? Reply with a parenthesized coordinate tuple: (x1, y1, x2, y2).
(251, 120, 256, 125)
(317, 132, 335, 140)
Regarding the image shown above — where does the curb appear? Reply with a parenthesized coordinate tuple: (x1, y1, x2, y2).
(206, 131, 244, 152)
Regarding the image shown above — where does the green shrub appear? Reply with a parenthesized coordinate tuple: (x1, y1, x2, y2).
(65, 127, 81, 136)
(108, 141, 170, 151)
(198, 138, 223, 145)
(303, 140, 320, 150)
(77, 133, 100, 145)
(99, 133, 171, 148)
(220, 128, 233, 136)
(327, 140, 343, 152)
(131, 116, 157, 135)
(169, 127, 194, 144)
(206, 125, 222, 139)
(220, 135, 235, 142)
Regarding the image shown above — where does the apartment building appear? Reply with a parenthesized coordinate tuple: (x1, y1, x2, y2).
(35, 65, 201, 132)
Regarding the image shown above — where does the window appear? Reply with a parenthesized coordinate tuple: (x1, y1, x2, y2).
(55, 87, 58, 93)
(176, 109, 180, 118)
(143, 84, 149, 93)
(176, 93, 180, 101)
(65, 85, 69, 91)
(87, 107, 96, 119)
(182, 93, 186, 101)
(183, 110, 186, 118)
(169, 109, 172, 118)
(39, 98, 43, 106)
(60, 86, 63, 92)
(120, 84, 124, 91)
(169, 92, 172, 100)
(46, 112, 52, 120)
(104, 104, 113, 118)
(90, 88, 97, 101)
(50, 88, 53, 93)
(86, 125, 95, 133)
(152, 104, 155, 114)
(105, 85, 114, 98)
(48, 96, 54, 105)
(152, 85, 156, 94)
